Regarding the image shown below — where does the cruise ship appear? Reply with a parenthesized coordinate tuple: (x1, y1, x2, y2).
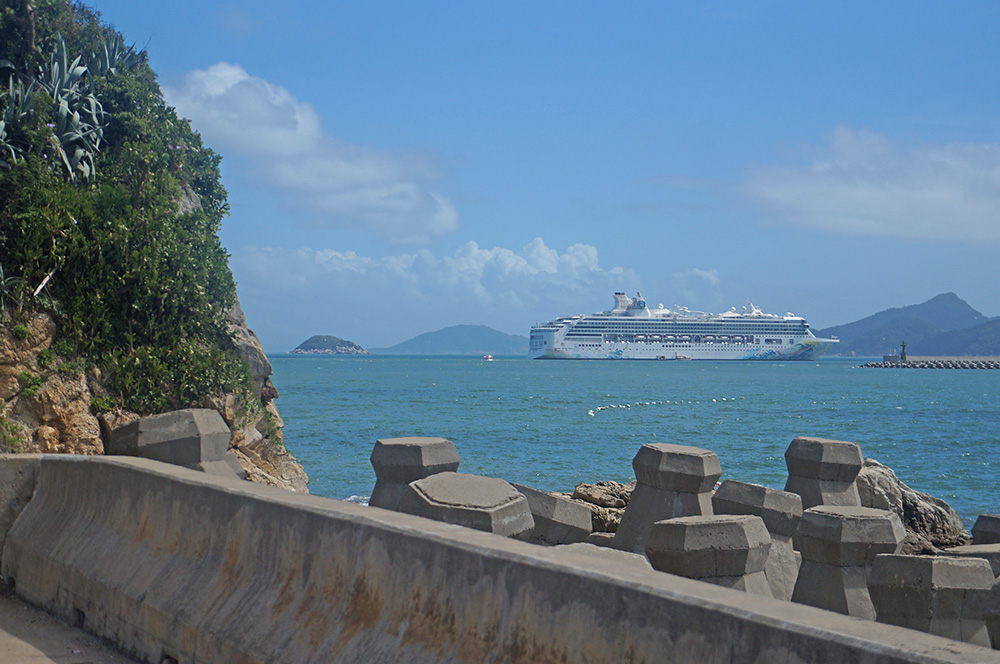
(529, 292, 838, 360)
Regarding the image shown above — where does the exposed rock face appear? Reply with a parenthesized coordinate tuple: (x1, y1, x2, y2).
(221, 301, 308, 492)
(573, 480, 633, 508)
(226, 300, 277, 402)
(565, 480, 634, 532)
(856, 458, 969, 551)
(13, 370, 102, 454)
(0, 313, 56, 403)
(0, 307, 309, 493)
(177, 183, 202, 215)
(1, 312, 101, 455)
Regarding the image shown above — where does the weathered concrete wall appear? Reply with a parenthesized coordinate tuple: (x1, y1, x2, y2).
(0, 454, 40, 556)
(2, 456, 997, 664)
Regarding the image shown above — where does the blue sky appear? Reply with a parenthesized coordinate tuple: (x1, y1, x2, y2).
(89, 1, 1000, 352)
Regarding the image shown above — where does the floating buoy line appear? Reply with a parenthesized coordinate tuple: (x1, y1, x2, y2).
(587, 396, 747, 417)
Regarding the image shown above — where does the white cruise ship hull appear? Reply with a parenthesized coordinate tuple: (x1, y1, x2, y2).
(529, 338, 835, 360)
(529, 292, 838, 361)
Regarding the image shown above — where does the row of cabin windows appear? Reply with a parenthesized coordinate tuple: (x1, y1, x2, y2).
(595, 335, 794, 345)
(573, 326, 804, 334)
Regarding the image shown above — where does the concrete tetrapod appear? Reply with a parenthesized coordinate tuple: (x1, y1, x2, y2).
(987, 577, 1000, 650)
(3, 456, 998, 664)
(645, 515, 773, 596)
(397, 471, 534, 537)
(712, 480, 803, 601)
(973, 515, 1000, 545)
(108, 409, 243, 480)
(792, 506, 905, 619)
(614, 443, 721, 553)
(869, 554, 993, 647)
(939, 543, 1000, 576)
(369, 436, 460, 510)
(512, 483, 592, 545)
(784, 437, 863, 509)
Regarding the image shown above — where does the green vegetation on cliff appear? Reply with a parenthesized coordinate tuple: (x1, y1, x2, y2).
(0, 1, 251, 413)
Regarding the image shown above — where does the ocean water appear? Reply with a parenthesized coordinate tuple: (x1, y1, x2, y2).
(270, 356, 999, 526)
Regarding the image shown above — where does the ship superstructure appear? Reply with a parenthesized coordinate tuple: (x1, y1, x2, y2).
(529, 292, 837, 360)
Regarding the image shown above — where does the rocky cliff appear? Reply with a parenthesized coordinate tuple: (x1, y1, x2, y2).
(0, 314, 101, 455)
(0, 310, 309, 493)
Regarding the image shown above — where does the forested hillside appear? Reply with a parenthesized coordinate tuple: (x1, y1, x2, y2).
(0, 1, 248, 413)
(372, 324, 529, 355)
(816, 293, 996, 356)
(0, 2, 308, 491)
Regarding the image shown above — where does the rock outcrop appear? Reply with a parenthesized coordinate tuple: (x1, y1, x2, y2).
(1, 312, 102, 455)
(856, 458, 969, 551)
(222, 300, 308, 492)
(0, 308, 308, 493)
(227, 301, 280, 402)
(564, 480, 634, 532)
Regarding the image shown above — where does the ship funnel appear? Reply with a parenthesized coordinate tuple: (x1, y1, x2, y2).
(611, 292, 631, 313)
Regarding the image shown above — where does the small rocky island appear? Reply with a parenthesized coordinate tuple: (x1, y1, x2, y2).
(290, 335, 369, 355)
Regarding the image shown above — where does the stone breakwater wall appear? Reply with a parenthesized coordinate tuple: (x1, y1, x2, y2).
(2, 455, 996, 664)
(861, 357, 1000, 369)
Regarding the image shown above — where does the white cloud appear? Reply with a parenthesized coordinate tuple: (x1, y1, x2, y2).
(163, 63, 458, 244)
(741, 127, 1000, 243)
(672, 267, 719, 286)
(229, 238, 639, 347)
(669, 268, 722, 307)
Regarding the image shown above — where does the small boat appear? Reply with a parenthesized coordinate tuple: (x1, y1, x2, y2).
(482, 354, 494, 361)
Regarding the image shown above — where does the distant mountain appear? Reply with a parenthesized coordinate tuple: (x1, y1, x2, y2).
(371, 325, 528, 356)
(817, 293, 994, 356)
(916, 319, 1000, 356)
(291, 335, 369, 355)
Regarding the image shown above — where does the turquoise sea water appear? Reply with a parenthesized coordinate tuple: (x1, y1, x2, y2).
(270, 356, 999, 526)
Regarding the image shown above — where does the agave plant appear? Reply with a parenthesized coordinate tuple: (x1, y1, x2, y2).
(0, 120, 14, 168)
(0, 34, 143, 180)
(32, 35, 107, 181)
(0, 75, 35, 167)
(86, 33, 142, 80)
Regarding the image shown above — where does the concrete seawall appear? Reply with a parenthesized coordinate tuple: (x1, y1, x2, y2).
(2, 455, 998, 663)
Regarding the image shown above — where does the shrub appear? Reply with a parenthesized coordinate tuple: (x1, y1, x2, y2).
(17, 371, 45, 398)
(12, 323, 28, 340)
(263, 408, 282, 446)
(56, 359, 85, 375)
(37, 347, 54, 367)
(0, 416, 24, 452)
(52, 337, 77, 358)
(0, 4, 251, 416)
(89, 393, 114, 414)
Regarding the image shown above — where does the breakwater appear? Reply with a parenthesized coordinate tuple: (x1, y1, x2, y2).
(860, 356, 1000, 369)
(1, 454, 997, 663)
